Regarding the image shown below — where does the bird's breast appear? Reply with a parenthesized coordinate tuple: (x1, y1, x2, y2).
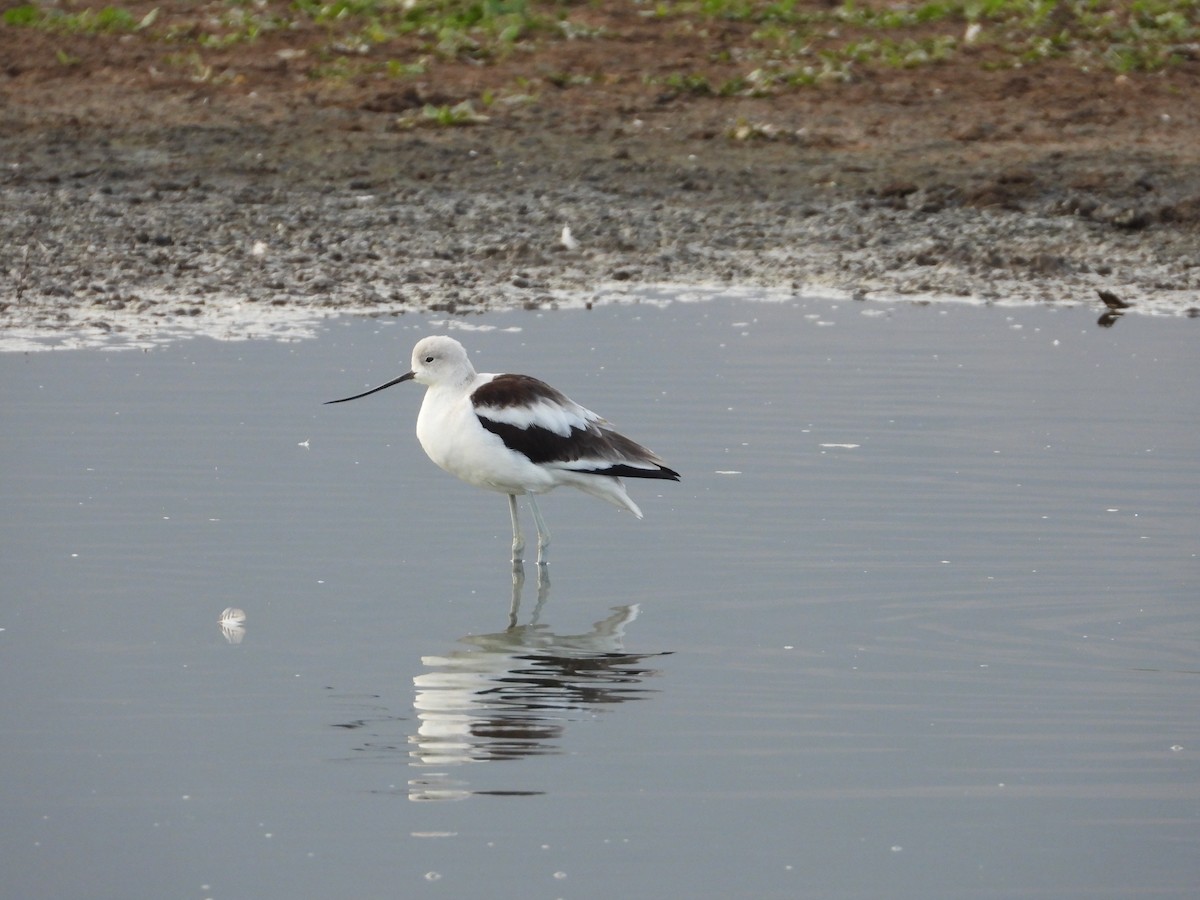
(416, 392, 494, 476)
(415, 391, 464, 466)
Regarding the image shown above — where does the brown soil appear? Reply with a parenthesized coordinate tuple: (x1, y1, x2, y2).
(3, 5, 1199, 342)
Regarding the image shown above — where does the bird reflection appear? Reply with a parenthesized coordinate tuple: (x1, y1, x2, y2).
(405, 565, 669, 801)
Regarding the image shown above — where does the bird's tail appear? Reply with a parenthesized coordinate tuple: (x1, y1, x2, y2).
(565, 473, 644, 518)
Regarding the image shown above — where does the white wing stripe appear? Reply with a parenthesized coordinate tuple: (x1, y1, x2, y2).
(475, 398, 596, 437)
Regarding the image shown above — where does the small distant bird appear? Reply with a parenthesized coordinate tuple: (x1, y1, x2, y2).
(326, 336, 679, 564)
(1096, 288, 1132, 310)
(560, 225, 579, 251)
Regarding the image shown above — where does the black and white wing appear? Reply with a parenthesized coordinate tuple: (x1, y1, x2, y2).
(471, 374, 680, 481)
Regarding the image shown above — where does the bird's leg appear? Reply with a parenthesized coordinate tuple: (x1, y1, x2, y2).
(508, 494, 525, 564)
(527, 495, 551, 565)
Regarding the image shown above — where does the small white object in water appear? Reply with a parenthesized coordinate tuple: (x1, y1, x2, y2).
(219, 607, 246, 626)
(560, 226, 579, 251)
(218, 607, 246, 644)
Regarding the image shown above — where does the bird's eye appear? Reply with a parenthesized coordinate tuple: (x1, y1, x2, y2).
(424, 356, 434, 363)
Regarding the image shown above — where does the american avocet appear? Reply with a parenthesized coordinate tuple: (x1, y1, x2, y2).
(326, 335, 679, 564)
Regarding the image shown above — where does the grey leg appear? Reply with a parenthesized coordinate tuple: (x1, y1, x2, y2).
(527, 495, 550, 565)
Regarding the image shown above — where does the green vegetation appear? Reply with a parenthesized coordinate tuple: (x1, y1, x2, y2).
(655, 0, 1200, 74)
(399, 99, 491, 127)
(3, 3, 153, 33)
(3, 1, 550, 53)
(3, 1, 1197, 105)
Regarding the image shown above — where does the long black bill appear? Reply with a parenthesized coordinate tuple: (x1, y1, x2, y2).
(324, 371, 415, 404)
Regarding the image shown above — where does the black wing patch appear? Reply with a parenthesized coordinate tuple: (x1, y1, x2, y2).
(471, 374, 569, 410)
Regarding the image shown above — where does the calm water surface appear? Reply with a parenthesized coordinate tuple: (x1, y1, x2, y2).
(2, 294, 1197, 899)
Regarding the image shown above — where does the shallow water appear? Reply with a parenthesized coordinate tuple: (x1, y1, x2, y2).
(2, 293, 1197, 899)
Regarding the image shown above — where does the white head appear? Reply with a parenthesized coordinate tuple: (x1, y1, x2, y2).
(408, 335, 476, 387)
(325, 335, 475, 405)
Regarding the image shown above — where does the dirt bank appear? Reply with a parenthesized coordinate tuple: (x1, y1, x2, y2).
(3, 7, 1199, 347)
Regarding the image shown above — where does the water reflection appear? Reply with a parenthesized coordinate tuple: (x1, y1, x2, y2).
(405, 566, 670, 801)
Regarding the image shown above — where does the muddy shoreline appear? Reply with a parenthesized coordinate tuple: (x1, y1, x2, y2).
(3, 71, 1199, 348)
